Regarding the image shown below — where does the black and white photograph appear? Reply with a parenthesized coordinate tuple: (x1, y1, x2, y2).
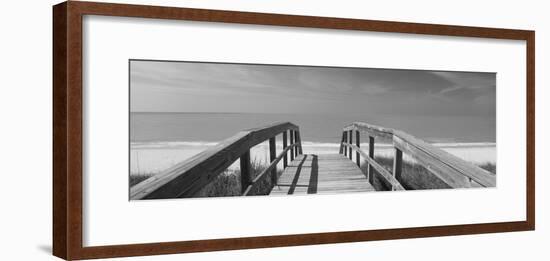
(0, 0, 544, 260)
(129, 60, 497, 200)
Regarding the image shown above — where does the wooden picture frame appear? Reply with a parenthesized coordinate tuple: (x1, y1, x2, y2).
(53, 1, 535, 260)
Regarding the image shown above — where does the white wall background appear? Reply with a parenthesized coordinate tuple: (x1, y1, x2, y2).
(0, 0, 547, 260)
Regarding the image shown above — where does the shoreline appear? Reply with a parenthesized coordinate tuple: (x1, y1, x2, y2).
(130, 140, 497, 176)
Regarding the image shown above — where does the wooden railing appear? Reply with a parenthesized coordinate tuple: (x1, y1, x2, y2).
(130, 122, 303, 200)
(339, 122, 496, 190)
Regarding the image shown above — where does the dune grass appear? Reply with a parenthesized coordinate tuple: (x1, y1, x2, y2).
(478, 162, 497, 174)
(130, 159, 282, 197)
(361, 156, 496, 191)
(131, 155, 496, 195)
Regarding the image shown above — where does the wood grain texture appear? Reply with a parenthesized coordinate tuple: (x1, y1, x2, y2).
(52, 2, 68, 259)
(243, 144, 296, 196)
(283, 131, 288, 168)
(348, 130, 353, 160)
(339, 131, 345, 154)
(343, 143, 405, 191)
(368, 136, 375, 184)
(393, 148, 403, 186)
(392, 135, 472, 188)
(66, 2, 84, 260)
(69, 1, 533, 40)
(130, 122, 298, 199)
(270, 154, 375, 196)
(269, 137, 277, 185)
(343, 122, 496, 188)
(240, 150, 252, 195)
(345, 122, 394, 140)
(393, 131, 495, 187)
(53, 1, 535, 259)
(342, 131, 348, 156)
(355, 130, 361, 167)
(526, 31, 535, 230)
(290, 130, 295, 161)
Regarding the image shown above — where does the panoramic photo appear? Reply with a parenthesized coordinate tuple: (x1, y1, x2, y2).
(129, 60, 496, 200)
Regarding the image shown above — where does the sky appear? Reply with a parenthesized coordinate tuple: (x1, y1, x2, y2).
(130, 60, 496, 141)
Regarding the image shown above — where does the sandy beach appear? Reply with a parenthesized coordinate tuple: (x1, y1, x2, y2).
(130, 141, 496, 176)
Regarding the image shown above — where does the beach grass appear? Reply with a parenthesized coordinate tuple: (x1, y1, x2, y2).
(361, 156, 496, 191)
(196, 159, 284, 197)
(478, 162, 496, 174)
(131, 155, 496, 196)
(130, 159, 282, 197)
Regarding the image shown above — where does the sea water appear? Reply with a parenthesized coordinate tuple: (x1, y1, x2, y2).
(130, 112, 496, 175)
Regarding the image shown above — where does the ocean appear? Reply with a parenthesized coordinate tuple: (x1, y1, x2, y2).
(130, 112, 496, 175)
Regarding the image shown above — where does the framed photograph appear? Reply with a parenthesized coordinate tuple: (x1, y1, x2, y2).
(53, 1, 535, 260)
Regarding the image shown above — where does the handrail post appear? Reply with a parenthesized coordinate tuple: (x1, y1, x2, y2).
(294, 130, 299, 157)
(339, 131, 345, 154)
(289, 130, 294, 161)
(392, 147, 403, 190)
(368, 136, 375, 184)
(343, 131, 348, 156)
(240, 150, 252, 195)
(355, 130, 360, 167)
(296, 130, 303, 155)
(295, 130, 299, 157)
(348, 130, 353, 160)
(282, 131, 288, 168)
(131, 122, 307, 199)
(269, 137, 277, 186)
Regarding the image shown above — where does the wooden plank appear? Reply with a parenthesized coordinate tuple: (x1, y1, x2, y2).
(296, 131, 301, 155)
(344, 122, 393, 140)
(243, 144, 296, 195)
(392, 148, 403, 190)
(339, 131, 345, 154)
(393, 134, 471, 188)
(247, 122, 298, 149)
(130, 131, 249, 199)
(282, 131, 288, 168)
(392, 132, 495, 188)
(470, 180, 483, 188)
(52, 4, 68, 258)
(269, 137, 277, 185)
(348, 145, 405, 190)
(368, 136, 375, 184)
(343, 131, 348, 156)
(340, 122, 494, 189)
(240, 150, 252, 194)
(355, 130, 360, 167)
(293, 130, 297, 157)
(296, 131, 303, 155)
(130, 122, 298, 200)
(270, 154, 375, 196)
(286, 154, 308, 195)
(290, 130, 295, 161)
(348, 130, 353, 160)
(395, 131, 495, 187)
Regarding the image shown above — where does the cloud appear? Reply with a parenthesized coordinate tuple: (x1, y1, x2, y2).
(130, 60, 496, 117)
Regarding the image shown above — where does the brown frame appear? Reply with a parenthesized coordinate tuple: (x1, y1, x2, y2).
(53, 1, 535, 260)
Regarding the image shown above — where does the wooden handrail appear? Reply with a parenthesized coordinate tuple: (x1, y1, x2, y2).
(130, 122, 303, 200)
(242, 144, 297, 195)
(342, 143, 405, 190)
(340, 122, 496, 189)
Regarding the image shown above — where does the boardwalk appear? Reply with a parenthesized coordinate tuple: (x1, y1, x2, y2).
(270, 154, 375, 195)
(130, 121, 496, 200)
